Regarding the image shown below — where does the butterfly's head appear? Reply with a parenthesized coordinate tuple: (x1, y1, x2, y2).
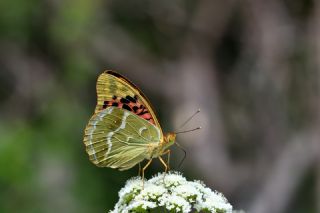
(163, 132, 176, 148)
(165, 132, 176, 143)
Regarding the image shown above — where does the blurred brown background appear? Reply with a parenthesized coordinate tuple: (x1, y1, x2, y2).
(0, 0, 319, 212)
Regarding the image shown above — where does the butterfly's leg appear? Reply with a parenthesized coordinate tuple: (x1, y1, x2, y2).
(158, 155, 170, 184)
(159, 149, 171, 171)
(158, 156, 169, 173)
(142, 159, 153, 188)
(166, 149, 171, 171)
(138, 163, 141, 176)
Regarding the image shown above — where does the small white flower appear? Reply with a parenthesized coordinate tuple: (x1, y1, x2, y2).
(193, 189, 232, 213)
(134, 183, 167, 202)
(214, 192, 232, 211)
(149, 171, 187, 187)
(189, 180, 212, 199)
(109, 171, 235, 213)
(125, 200, 157, 211)
(159, 194, 191, 213)
(118, 177, 142, 199)
(172, 184, 201, 203)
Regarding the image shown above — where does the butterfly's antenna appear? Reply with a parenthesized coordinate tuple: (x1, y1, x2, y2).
(175, 142, 187, 169)
(175, 126, 201, 134)
(177, 109, 201, 131)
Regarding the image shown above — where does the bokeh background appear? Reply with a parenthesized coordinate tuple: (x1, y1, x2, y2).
(1, 0, 320, 212)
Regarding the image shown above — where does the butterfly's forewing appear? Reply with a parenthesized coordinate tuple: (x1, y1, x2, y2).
(84, 107, 161, 171)
(95, 71, 163, 140)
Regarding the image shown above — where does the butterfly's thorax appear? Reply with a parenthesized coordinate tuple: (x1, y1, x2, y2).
(148, 133, 176, 158)
(147, 143, 162, 159)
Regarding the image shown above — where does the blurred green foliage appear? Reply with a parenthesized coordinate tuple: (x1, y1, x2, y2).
(0, 0, 190, 211)
(0, 0, 137, 212)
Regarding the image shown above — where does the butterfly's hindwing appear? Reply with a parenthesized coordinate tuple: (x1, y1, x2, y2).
(84, 107, 161, 170)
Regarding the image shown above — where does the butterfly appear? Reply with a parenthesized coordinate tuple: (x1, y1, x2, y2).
(83, 71, 176, 180)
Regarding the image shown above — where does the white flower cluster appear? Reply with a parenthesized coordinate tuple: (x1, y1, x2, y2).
(109, 171, 233, 213)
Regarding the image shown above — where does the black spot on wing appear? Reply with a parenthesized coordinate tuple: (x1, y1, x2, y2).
(126, 95, 136, 103)
(138, 110, 148, 115)
(120, 98, 130, 104)
(103, 101, 109, 109)
(122, 104, 132, 111)
(112, 102, 118, 107)
(133, 106, 138, 112)
(112, 95, 117, 100)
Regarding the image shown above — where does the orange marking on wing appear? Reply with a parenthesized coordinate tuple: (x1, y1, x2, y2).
(141, 113, 151, 120)
(101, 96, 156, 125)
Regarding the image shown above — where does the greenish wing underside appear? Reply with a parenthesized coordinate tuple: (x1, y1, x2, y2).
(83, 107, 161, 171)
